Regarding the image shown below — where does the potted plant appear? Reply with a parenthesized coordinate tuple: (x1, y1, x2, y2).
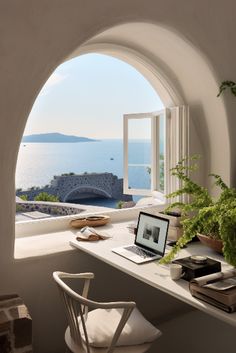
(160, 155, 236, 266)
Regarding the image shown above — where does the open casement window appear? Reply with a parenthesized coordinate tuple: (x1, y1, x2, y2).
(123, 106, 189, 199)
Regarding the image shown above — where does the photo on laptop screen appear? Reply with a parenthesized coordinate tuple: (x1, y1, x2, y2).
(135, 212, 169, 254)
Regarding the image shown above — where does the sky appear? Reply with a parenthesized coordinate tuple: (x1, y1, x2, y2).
(24, 53, 164, 139)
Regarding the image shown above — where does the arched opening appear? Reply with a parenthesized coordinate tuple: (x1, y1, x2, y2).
(16, 52, 165, 217)
(15, 22, 230, 225)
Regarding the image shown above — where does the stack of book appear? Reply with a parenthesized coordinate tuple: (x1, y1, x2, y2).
(157, 211, 183, 241)
(189, 269, 236, 313)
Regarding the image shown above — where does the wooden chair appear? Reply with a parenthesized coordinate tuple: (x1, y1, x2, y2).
(53, 271, 161, 353)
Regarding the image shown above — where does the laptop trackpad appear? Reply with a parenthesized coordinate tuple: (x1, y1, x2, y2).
(114, 247, 142, 259)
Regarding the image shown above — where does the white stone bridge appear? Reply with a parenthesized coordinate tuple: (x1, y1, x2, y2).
(17, 173, 132, 203)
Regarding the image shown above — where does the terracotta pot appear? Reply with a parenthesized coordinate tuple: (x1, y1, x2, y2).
(197, 233, 223, 254)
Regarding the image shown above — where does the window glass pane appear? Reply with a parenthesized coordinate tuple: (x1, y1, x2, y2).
(128, 118, 151, 165)
(128, 140, 151, 165)
(128, 118, 151, 190)
(128, 165, 151, 190)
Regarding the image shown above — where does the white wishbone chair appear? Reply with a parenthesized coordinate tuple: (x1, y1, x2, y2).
(53, 272, 161, 353)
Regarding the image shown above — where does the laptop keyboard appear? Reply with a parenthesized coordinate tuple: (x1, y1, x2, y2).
(125, 245, 156, 258)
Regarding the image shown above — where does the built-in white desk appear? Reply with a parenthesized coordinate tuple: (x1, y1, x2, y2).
(70, 219, 236, 327)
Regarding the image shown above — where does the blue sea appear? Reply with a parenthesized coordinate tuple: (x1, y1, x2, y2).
(16, 140, 159, 204)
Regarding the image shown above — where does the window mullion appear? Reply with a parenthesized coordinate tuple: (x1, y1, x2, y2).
(167, 106, 189, 200)
(123, 115, 129, 194)
(151, 115, 159, 192)
(164, 109, 171, 195)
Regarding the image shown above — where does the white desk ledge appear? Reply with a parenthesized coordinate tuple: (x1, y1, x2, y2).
(70, 220, 236, 328)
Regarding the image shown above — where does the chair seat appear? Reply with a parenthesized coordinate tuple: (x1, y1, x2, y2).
(65, 328, 152, 353)
(65, 307, 161, 353)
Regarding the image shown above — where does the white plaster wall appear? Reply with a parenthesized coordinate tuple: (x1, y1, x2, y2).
(1, 1, 236, 352)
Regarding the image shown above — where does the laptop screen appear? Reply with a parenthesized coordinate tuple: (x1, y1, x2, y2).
(135, 212, 169, 255)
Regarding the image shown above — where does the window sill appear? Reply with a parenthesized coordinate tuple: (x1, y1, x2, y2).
(14, 204, 166, 260)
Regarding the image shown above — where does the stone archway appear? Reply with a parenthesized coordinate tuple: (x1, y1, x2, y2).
(64, 185, 112, 202)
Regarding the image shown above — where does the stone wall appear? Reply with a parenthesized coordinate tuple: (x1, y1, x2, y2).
(16, 173, 132, 203)
(16, 201, 83, 216)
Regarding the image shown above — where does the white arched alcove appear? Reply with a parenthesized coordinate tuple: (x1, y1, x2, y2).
(2, 8, 234, 353)
(68, 22, 230, 188)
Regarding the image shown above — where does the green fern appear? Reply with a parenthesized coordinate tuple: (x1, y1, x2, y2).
(160, 156, 236, 266)
(217, 80, 236, 97)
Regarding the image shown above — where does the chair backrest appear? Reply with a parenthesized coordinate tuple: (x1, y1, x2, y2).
(53, 271, 136, 353)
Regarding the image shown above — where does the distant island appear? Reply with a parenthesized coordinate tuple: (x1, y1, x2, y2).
(22, 132, 98, 143)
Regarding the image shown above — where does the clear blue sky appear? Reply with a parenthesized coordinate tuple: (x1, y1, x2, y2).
(25, 54, 163, 139)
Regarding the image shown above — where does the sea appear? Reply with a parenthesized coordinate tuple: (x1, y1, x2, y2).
(16, 140, 155, 207)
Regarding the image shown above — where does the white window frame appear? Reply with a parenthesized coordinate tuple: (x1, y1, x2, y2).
(123, 110, 162, 196)
(123, 106, 189, 199)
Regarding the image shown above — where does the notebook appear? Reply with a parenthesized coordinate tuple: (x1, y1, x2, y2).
(112, 212, 169, 264)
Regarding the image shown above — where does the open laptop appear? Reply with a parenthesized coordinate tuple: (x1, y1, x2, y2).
(112, 212, 169, 264)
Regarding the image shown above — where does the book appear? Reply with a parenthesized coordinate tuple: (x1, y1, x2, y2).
(190, 288, 236, 313)
(157, 211, 182, 227)
(189, 269, 236, 312)
(174, 256, 221, 281)
(156, 211, 183, 241)
(167, 225, 183, 241)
